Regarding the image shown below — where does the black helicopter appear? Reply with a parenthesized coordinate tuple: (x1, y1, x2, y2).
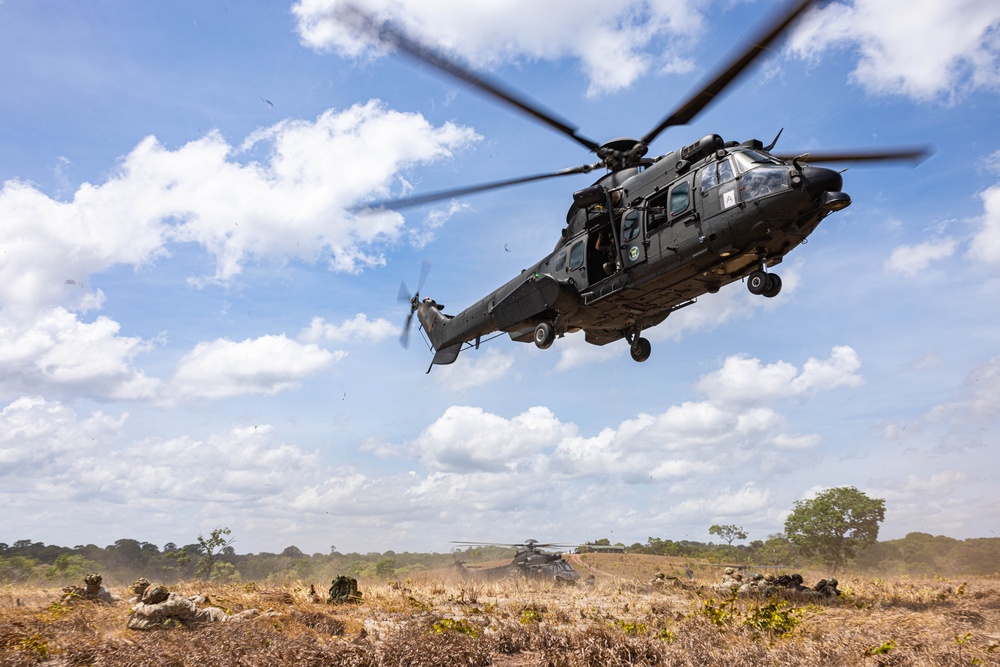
(452, 539, 580, 582)
(344, 0, 929, 369)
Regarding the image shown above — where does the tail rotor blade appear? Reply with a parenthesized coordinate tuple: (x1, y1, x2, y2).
(398, 261, 432, 349)
(400, 311, 415, 348)
(416, 259, 432, 295)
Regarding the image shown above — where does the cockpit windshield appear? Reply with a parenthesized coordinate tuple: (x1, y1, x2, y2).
(740, 165, 789, 200)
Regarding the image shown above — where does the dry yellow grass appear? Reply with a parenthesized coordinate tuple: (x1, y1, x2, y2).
(2, 564, 999, 666)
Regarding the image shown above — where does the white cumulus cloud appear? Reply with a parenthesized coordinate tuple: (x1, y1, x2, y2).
(695, 346, 863, 406)
(293, 0, 704, 96)
(0, 102, 480, 315)
(969, 183, 1000, 264)
(885, 238, 958, 275)
(788, 0, 1000, 100)
(0, 309, 160, 401)
(299, 313, 398, 344)
(170, 335, 339, 400)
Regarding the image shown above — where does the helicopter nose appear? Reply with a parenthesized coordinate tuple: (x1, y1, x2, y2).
(800, 165, 843, 197)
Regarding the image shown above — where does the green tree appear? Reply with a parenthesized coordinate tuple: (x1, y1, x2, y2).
(753, 533, 799, 566)
(708, 524, 748, 546)
(784, 487, 885, 570)
(375, 557, 397, 579)
(195, 527, 235, 581)
(44, 554, 100, 582)
(209, 561, 241, 583)
(0, 556, 38, 583)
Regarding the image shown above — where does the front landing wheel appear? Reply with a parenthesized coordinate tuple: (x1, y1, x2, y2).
(630, 337, 651, 362)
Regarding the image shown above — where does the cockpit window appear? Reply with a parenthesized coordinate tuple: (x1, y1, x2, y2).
(670, 182, 690, 217)
(700, 157, 735, 193)
(718, 159, 735, 184)
(553, 249, 567, 272)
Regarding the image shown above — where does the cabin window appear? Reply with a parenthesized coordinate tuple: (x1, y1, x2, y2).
(569, 240, 585, 270)
(553, 250, 567, 272)
(669, 182, 690, 217)
(622, 210, 641, 242)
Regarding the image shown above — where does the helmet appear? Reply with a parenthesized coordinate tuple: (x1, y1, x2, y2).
(142, 585, 170, 604)
(131, 578, 151, 595)
(791, 573, 803, 584)
(84, 573, 103, 586)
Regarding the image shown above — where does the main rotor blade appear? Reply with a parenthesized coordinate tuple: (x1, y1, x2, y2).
(639, 0, 816, 148)
(775, 147, 933, 165)
(354, 162, 601, 212)
(337, 4, 600, 153)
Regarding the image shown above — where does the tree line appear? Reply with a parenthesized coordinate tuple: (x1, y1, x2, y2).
(4, 488, 999, 584)
(0, 532, 499, 586)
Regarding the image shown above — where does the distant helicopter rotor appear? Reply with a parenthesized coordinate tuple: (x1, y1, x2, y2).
(452, 539, 576, 552)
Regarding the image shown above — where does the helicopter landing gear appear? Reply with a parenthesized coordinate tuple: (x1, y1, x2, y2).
(747, 270, 767, 295)
(625, 328, 651, 362)
(762, 273, 782, 298)
(747, 270, 782, 298)
(630, 337, 651, 362)
(533, 322, 555, 349)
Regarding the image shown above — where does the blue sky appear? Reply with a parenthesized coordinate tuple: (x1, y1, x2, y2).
(1, 0, 999, 556)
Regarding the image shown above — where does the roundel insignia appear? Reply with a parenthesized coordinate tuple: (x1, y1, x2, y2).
(629, 246, 640, 261)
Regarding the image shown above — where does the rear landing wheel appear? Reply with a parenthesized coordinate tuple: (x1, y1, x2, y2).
(747, 270, 768, 295)
(533, 322, 555, 349)
(630, 337, 651, 362)
(762, 273, 782, 298)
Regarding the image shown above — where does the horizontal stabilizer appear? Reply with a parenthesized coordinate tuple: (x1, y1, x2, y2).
(427, 342, 463, 372)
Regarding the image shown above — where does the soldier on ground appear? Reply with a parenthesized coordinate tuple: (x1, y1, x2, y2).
(812, 578, 841, 597)
(126, 583, 258, 630)
(327, 575, 362, 604)
(62, 573, 116, 605)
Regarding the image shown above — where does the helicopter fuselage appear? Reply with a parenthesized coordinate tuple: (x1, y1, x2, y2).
(456, 548, 579, 582)
(416, 133, 849, 368)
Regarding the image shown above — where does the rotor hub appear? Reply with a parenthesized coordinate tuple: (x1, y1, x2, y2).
(598, 138, 647, 169)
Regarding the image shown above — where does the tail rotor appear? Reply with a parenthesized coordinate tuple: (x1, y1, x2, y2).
(398, 260, 431, 348)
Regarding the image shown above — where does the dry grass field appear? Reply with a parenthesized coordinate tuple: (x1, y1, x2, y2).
(2, 554, 999, 666)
